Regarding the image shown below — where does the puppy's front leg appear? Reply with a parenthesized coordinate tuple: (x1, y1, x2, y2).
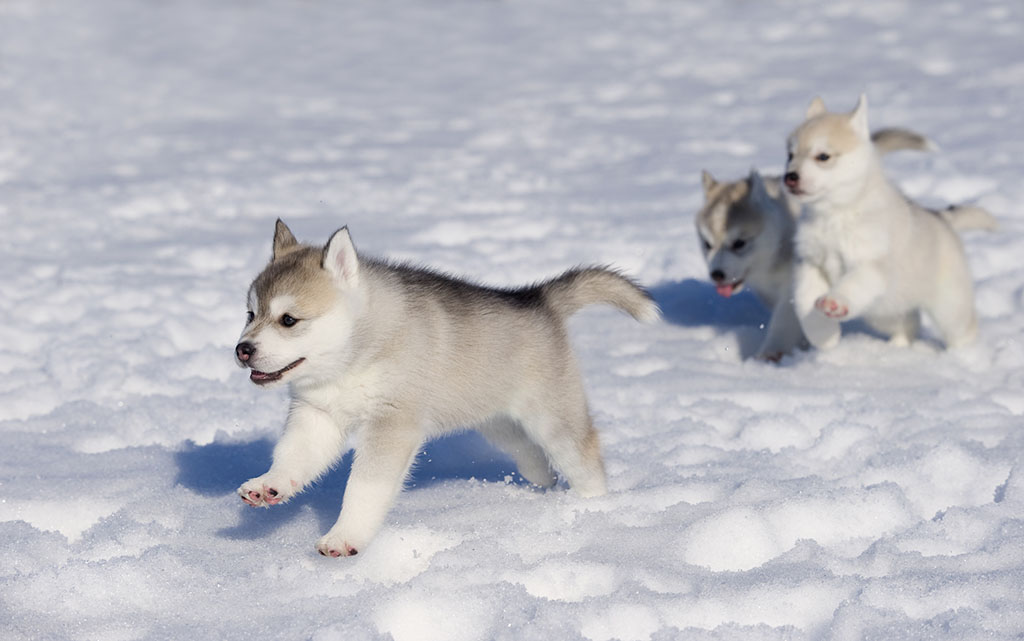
(239, 402, 347, 507)
(757, 293, 807, 361)
(793, 261, 840, 349)
(316, 416, 421, 557)
(823, 264, 885, 320)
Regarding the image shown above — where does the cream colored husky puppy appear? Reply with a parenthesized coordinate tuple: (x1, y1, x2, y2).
(234, 220, 659, 557)
(784, 95, 992, 350)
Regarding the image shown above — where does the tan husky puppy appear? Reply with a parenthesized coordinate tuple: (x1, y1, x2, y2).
(234, 221, 659, 556)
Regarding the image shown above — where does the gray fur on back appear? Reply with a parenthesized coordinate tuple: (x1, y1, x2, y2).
(363, 259, 659, 324)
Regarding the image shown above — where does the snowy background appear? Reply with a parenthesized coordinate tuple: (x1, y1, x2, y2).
(2, 0, 1023, 639)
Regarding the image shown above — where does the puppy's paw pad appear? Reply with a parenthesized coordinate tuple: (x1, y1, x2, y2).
(316, 540, 358, 558)
(814, 295, 849, 319)
(238, 481, 267, 507)
(238, 478, 293, 507)
(263, 487, 284, 505)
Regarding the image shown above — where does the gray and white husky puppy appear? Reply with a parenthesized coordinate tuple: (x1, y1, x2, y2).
(234, 220, 659, 557)
(785, 95, 995, 350)
(697, 128, 993, 359)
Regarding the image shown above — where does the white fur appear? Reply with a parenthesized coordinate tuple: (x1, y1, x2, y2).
(785, 95, 979, 350)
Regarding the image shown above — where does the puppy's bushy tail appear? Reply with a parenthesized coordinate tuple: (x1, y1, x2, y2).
(871, 127, 936, 155)
(540, 267, 660, 323)
(940, 204, 999, 232)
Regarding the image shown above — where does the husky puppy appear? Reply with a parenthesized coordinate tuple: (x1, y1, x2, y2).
(697, 169, 806, 360)
(784, 95, 991, 350)
(697, 128, 990, 359)
(234, 220, 659, 557)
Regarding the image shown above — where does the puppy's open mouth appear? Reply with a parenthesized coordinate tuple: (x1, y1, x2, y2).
(249, 358, 305, 385)
(716, 280, 744, 298)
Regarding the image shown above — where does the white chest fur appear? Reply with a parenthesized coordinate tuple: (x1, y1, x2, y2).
(796, 204, 889, 285)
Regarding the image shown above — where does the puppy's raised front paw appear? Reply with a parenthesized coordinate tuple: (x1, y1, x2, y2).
(814, 295, 849, 319)
(238, 476, 295, 507)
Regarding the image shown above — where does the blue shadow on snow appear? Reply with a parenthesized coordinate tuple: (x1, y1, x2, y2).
(648, 277, 898, 356)
(648, 278, 769, 358)
(174, 430, 528, 541)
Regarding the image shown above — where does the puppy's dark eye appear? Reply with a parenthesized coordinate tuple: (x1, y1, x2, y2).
(815, 152, 831, 162)
(701, 238, 712, 251)
(280, 314, 298, 327)
(732, 239, 747, 251)
(787, 152, 794, 162)
(246, 311, 255, 324)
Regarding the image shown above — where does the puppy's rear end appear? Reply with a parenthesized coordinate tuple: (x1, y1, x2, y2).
(393, 264, 659, 498)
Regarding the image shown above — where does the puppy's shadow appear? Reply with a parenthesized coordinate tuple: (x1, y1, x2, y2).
(175, 431, 523, 540)
(649, 278, 769, 358)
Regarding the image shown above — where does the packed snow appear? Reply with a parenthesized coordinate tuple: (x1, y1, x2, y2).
(2, 0, 1023, 639)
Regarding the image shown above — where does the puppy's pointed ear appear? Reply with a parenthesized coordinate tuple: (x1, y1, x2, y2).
(273, 219, 298, 260)
(322, 226, 359, 288)
(747, 169, 769, 205)
(805, 96, 827, 119)
(701, 170, 717, 196)
(849, 93, 870, 139)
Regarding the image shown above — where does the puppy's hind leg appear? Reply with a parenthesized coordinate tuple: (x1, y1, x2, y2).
(515, 396, 607, 498)
(479, 418, 556, 489)
(926, 249, 978, 349)
(928, 290, 978, 349)
(866, 311, 920, 347)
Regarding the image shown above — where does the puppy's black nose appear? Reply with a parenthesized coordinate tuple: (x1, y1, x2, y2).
(710, 270, 725, 283)
(784, 172, 799, 188)
(236, 342, 256, 362)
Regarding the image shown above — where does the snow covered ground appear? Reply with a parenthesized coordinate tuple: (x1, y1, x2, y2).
(2, 0, 1023, 639)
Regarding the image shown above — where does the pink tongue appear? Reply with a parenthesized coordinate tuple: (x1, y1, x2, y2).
(716, 283, 735, 298)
